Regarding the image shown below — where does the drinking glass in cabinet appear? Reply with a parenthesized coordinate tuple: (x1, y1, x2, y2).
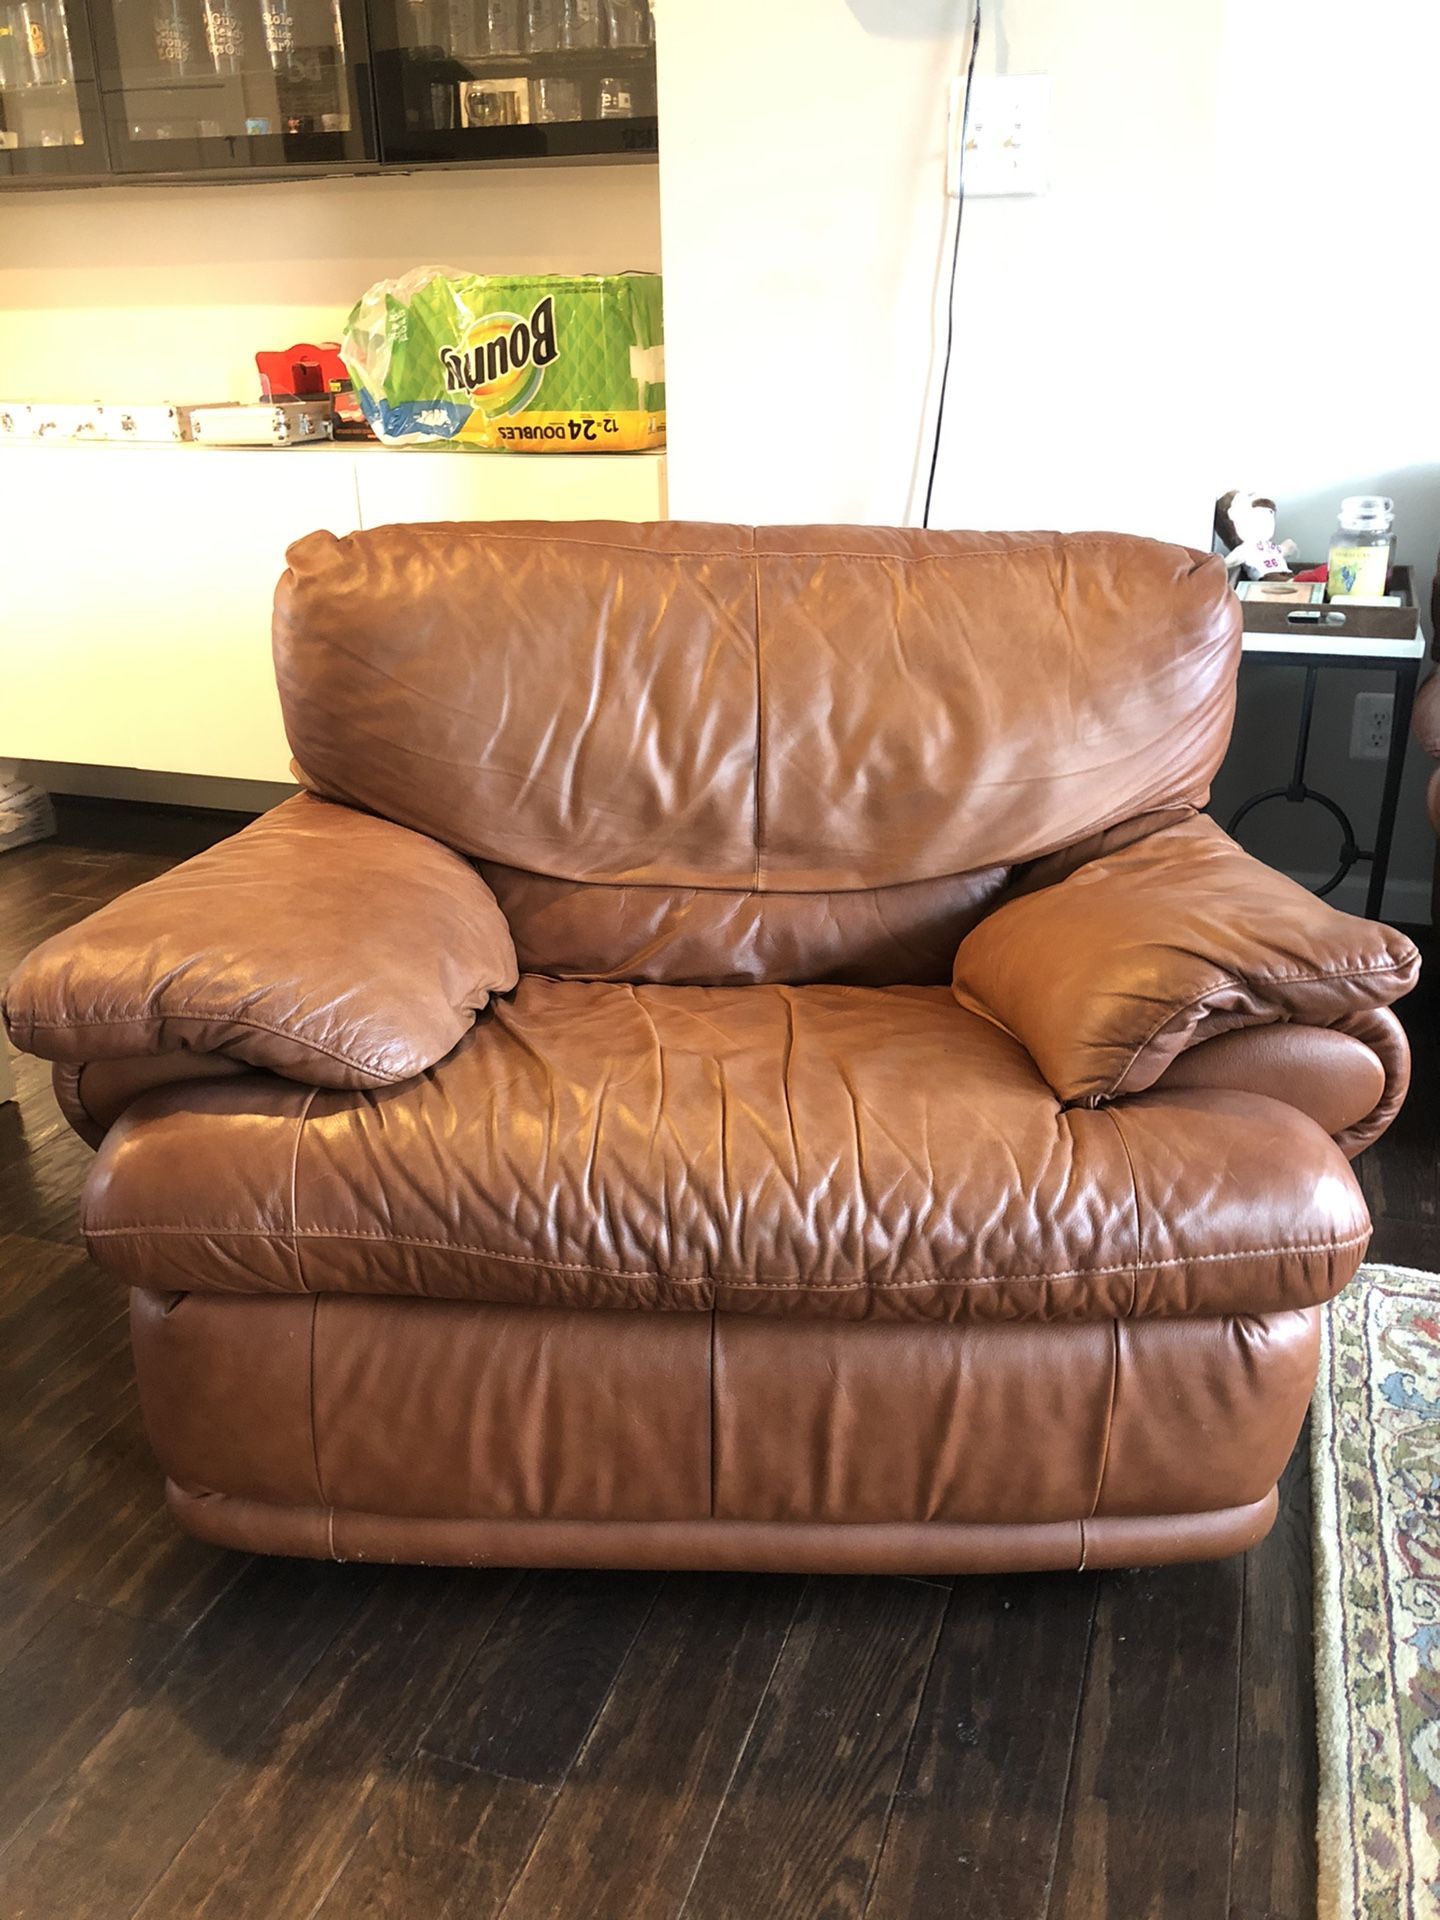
(522, 0, 558, 50)
(530, 70, 577, 118)
(560, 0, 600, 50)
(106, 0, 360, 151)
(0, 0, 85, 152)
(602, 0, 649, 46)
(448, 0, 522, 55)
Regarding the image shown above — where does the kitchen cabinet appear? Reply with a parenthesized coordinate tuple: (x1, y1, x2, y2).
(0, 0, 654, 182)
(0, 0, 106, 180)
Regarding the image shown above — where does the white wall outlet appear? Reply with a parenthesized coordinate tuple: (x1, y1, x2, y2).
(954, 74, 1050, 199)
(1350, 691, 1394, 761)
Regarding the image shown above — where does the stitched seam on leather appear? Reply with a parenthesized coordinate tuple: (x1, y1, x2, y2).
(1088, 1323, 1122, 1524)
(1101, 954, 1420, 1100)
(290, 1086, 319, 1293)
(750, 529, 764, 891)
(708, 1309, 717, 1520)
(80, 1224, 1371, 1286)
(16, 1011, 413, 1082)
(1100, 1106, 1144, 1316)
(307, 1294, 328, 1511)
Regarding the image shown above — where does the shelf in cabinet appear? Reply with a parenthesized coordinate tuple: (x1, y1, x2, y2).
(414, 44, 654, 72)
(0, 79, 81, 96)
(379, 113, 655, 163)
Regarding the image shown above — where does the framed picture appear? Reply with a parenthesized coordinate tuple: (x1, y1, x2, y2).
(1234, 578, 1326, 605)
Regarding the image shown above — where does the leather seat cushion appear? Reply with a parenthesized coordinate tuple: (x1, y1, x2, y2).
(83, 979, 1370, 1324)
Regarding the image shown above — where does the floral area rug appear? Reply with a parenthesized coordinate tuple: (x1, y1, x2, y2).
(1314, 1263, 1440, 1918)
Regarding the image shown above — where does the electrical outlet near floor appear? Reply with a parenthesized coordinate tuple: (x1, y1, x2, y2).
(1350, 691, 1394, 761)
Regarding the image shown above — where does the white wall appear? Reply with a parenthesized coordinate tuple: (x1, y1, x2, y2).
(929, 0, 1227, 540)
(0, 163, 661, 402)
(1214, 0, 1440, 560)
(1204, 0, 1440, 921)
(655, 0, 973, 527)
(656, 0, 1228, 540)
(657, 0, 1438, 916)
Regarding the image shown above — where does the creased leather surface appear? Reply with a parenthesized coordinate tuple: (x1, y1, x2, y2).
(1, 793, 518, 1089)
(1413, 669, 1440, 757)
(953, 813, 1419, 1104)
(275, 523, 1239, 890)
(1154, 1022, 1387, 1155)
(59, 1055, 252, 1149)
(85, 980, 1371, 1323)
(1328, 1006, 1411, 1159)
(131, 1288, 1315, 1531)
(479, 861, 1011, 986)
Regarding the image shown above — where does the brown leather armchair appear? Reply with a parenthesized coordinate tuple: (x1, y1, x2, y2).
(1, 524, 1419, 1575)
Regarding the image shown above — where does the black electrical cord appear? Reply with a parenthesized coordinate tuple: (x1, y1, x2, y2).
(921, 0, 982, 530)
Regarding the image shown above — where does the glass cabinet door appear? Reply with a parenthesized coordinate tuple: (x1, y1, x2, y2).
(0, 0, 107, 178)
(92, 0, 374, 172)
(370, 0, 656, 165)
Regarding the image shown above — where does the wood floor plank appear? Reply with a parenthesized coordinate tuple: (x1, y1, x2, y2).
(314, 1753, 555, 1920)
(0, 1330, 140, 1533)
(1365, 1215, 1440, 1271)
(678, 1575, 949, 1920)
(0, 1410, 241, 1664)
(501, 1572, 804, 1920)
(0, 1600, 180, 1843)
(863, 1571, 1099, 1920)
(0, 1110, 96, 1248)
(129, 1566, 520, 1920)
(421, 1569, 662, 1789)
(0, 1236, 112, 1373)
(1045, 1556, 1246, 1920)
(1228, 1434, 1317, 1920)
(0, 1557, 371, 1919)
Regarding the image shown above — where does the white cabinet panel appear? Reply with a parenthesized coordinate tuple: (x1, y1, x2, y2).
(0, 444, 667, 782)
(0, 446, 359, 783)
(354, 449, 667, 528)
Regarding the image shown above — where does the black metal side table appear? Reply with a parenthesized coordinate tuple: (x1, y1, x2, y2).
(1225, 568, 1423, 920)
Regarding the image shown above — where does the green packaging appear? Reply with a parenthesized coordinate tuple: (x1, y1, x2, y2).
(341, 266, 665, 452)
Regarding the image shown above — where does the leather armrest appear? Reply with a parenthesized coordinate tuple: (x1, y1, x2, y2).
(2, 793, 518, 1090)
(1412, 670, 1440, 758)
(1152, 1011, 1408, 1159)
(952, 813, 1419, 1106)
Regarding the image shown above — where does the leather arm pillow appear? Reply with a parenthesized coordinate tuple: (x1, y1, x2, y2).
(951, 813, 1420, 1106)
(1, 793, 518, 1090)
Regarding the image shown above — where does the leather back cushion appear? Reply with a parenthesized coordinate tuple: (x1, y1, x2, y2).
(274, 521, 1239, 982)
(476, 862, 1011, 986)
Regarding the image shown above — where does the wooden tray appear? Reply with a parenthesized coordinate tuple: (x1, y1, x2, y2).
(1238, 564, 1417, 642)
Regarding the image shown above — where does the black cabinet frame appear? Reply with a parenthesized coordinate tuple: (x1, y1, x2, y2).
(0, 0, 654, 183)
(0, 0, 109, 182)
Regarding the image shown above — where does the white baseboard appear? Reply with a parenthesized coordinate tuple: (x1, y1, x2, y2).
(19, 760, 296, 816)
(1288, 868, 1431, 927)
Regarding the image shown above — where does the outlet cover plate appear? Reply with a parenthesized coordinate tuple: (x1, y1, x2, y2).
(959, 74, 1050, 198)
(1350, 691, 1394, 761)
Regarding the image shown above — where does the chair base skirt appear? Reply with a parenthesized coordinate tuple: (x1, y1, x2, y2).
(166, 1482, 1279, 1574)
(130, 1286, 1320, 1577)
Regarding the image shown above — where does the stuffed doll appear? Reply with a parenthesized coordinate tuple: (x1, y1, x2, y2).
(1214, 491, 1298, 580)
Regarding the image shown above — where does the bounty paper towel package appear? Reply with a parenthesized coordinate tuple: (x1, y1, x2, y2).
(340, 267, 665, 452)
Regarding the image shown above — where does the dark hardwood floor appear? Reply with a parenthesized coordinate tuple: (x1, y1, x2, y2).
(1, 798, 1435, 1920)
